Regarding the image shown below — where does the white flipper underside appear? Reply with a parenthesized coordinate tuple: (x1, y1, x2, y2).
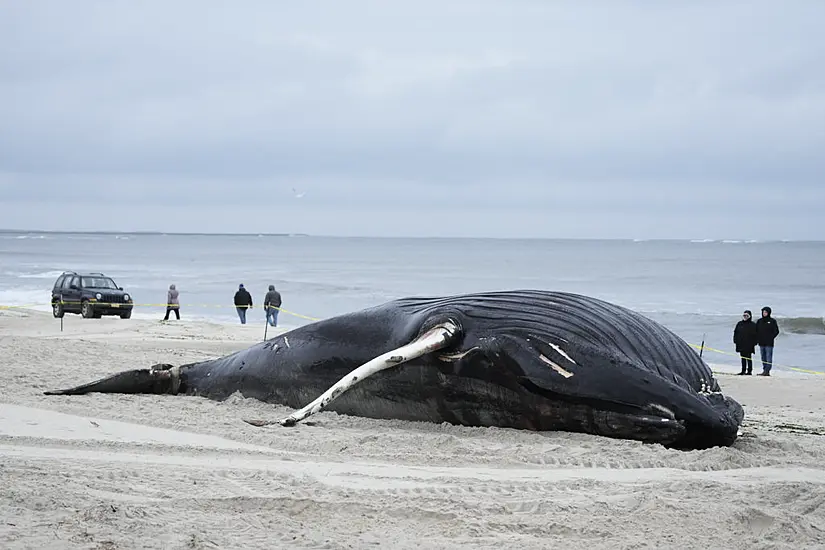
(246, 321, 459, 427)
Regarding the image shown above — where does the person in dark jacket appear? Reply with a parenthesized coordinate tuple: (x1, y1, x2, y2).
(733, 310, 758, 375)
(755, 306, 780, 376)
(233, 283, 253, 324)
(263, 284, 282, 327)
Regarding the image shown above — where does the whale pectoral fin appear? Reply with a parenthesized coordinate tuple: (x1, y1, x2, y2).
(43, 364, 181, 395)
(243, 321, 460, 428)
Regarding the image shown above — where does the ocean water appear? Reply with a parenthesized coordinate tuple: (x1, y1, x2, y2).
(1, 231, 823, 373)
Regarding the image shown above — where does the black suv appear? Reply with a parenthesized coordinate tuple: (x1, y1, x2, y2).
(51, 271, 134, 319)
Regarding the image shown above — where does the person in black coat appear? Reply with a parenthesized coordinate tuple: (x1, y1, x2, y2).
(233, 283, 253, 324)
(733, 310, 758, 375)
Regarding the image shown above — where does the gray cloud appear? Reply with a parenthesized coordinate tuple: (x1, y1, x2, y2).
(1, 1, 823, 238)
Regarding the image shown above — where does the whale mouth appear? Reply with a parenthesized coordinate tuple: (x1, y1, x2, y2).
(587, 407, 687, 446)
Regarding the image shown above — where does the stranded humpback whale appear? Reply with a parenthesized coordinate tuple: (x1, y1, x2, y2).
(44, 290, 744, 449)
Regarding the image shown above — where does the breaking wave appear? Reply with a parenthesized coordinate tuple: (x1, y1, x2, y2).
(16, 270, 65, 279)
(780, 316, 825, 336)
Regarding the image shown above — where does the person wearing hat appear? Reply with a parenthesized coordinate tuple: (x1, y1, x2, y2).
(733, 310, 758, 375)
(755, 306, 780, 376)
(263, 284, 282, 327)
(163, 284, 180, 321)
(233, 283, 253, 324)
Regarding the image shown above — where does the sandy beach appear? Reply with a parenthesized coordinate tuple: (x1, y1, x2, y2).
(1, 308, 823, 549)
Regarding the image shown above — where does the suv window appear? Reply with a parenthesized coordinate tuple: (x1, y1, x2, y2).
(54, 275, 65, 289)
(64, 276, 77, 290)
(80, 277, 118, 290)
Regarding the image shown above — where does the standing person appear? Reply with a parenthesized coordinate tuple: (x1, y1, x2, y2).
(733, 310, 758, 375)
(233, 283, 253, 324)
(163, 284, 180, 321)
(755, 306, 780, 376)
(264, 284, 282, 327)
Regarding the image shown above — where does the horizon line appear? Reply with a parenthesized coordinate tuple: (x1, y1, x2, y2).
(0, 228, 821, 243)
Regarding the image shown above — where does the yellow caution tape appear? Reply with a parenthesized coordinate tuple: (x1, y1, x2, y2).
(688, 343, 823, 376)
(2, 301, 823, 375)
(0, 301, 322, 322)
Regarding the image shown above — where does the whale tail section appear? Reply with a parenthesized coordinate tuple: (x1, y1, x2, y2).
(44, 364, 183, 396)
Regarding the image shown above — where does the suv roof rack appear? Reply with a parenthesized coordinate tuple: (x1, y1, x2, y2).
(60, 271, 109, 277)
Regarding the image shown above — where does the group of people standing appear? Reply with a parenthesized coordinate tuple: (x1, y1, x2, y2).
(733, 306, 780, 376)
(160, 283, 283, 327)
(232, 283, 282, 326)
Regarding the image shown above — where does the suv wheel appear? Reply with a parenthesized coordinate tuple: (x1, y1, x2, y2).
(81, 300, 95, 319)
(120, 310, 132, 319)
(52, 301, 64, 318)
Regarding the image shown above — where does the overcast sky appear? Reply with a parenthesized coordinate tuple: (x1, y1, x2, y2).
(1, 1, 823, 239)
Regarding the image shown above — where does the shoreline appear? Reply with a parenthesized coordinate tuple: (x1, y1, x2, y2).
(1, 307, 824, 548)
(3, 306, 816, 378)
(3, 291, 822, 376)
(3, 228, 824, 243)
